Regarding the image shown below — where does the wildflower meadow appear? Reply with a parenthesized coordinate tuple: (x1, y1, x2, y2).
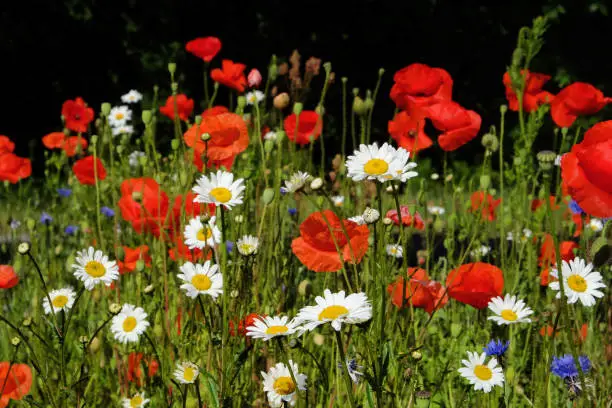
(1, 11, 611, 408)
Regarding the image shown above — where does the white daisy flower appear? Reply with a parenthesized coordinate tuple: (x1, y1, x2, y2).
(264, 131, 277, 141)
(427, 206, 445, 216)
(261, 360, 307, 407)
(388, 146, 419, 182)
(173, 362, 199, 384)
(122, 392, 149, 408)
(588, 218, 603, 233)
(42, 287, 76, 315)
(296, 289, 372, 332)
(193, 170, 245, 210)
(362, 207, 380, 224)
(128, 151, 146, 167)
(246, 315, 302, 341)
(331, 195, 345, 207)
(110, 304, 150, 344)
(549, 258, 606, 307)
(72, 247, 120, 290)
(554, 154, 563, 167)
(121, 90, 143, 104)
(487, 294, 533, 325)
(348, 215, 366, 226)
(177, 261, 223, 300)
(470, 245, 491, 258)
(108, 106, 132, 127)
(346, 143, 417, 183)
(237, 235, 259, 256)
(184, 216, 221, 249)
(458, 351, 504, 393)
(246, 90, 265, 105)
(281, 171, 311, 194)
(112, 125, 134, 136)
(386, 244, 403, 258)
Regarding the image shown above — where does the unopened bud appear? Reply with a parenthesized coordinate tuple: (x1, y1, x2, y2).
(248, 68, 262, 88)
(22, 317, 32, 327)
(237, 96, 247, 109)
(362, 207, 380, 224)
(17, 242, 31, 255)
(168, 62, 177, 75)
(144, 284, 155, 294)
(262, 188, 275, 204)
(310, 178, 323, 190)
(292, 102, 303, 116)
(200, 133, 211, 142)
(109, 303, 122, 314)
(298, 280, 312, 296)
(141, 110, 152, 124)
(101, 103, 111, 116)
(382, 217, 393, 226)
(273, 93, 290, 110)
(11, 337, 20, 347)
(353, 96, 367, 115)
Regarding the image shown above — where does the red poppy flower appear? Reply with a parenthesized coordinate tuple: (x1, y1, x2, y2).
(62, 136, 88, 157)
(385, 206, 425, 230)
(168, 192, 216, 236)
(72, 156, 106, 185)
(561, 120, 612, 218)
(446, 262, 504, 309)
(387, 267, 448, 314)
(61, 97, 94, 133)
(0, 136, 15, 154)
(159, 94, 194, 121)
(551, 82, 611, 128)
(503, 70, 554, 112)
(168, 239, 211, 263)
(118, 246, 151, 274)
(184, 112, 249, 167)
(284, 111, 323, 145)
(0, 265, 19, 289)
(0, 362, 32, 407)
(571, 213, 585, 238)
(148, 359, 159, 377)
(291, 210, 370, 272)
(202, 106, 229, 117)
(42, 132, 65, 149)
(469, 191, 501, 221)
(229, 313, 264, 337)
(185, 37, 222, 62)
(118, 178, 169, 237)
(388, 110, 433, 154)
(390, 63, 453, 112)
(539, 234, 578, 267)
(210, 60, 247, 92)
(539, 267, 559, 286)
(127, 352, 144, 385)
(540, 323, 588, 343)
(530, 196, 560, 212)
(0, 153, 31, 184)
(425, 101, 481, 151)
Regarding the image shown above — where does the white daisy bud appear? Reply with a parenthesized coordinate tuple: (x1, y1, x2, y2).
(362, 207, 380, 224)
(310, 177, 323, 190)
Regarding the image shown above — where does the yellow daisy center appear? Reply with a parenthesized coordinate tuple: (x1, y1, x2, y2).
(52, 295, 69, 308)
(500, 309, 518, 321)
(115, 113, 125, 120)
(183, 366, 196, 382)
(273, 376, 296, 395)
(123, 316, 137, 332)
(266, 325, 289, 335)
(474, 364, 493, 381)
(567, 275, 587, 293)
(197, 227, 213, 241)
(210, 187, 232, 203)
(364, 158, 389, 175)
(85, 261, 106, 278)
(318, 305, 349, 321)
(239, 244, 254, 253)
(130, 395, 143, 407)
(192, 275, 212, 291)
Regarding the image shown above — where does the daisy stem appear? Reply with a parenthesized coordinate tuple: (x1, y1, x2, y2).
(25, 251, 62, 338)
(195, 379, 203, 407)
(333, 330, 358, 408)
(0, 314, 42, 375)
(85, 313, 114, 350)
(92, 139, 105, 251)
(183, 385, 189, 408)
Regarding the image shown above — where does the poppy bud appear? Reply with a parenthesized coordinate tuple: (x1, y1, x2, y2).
(298, 279, 312, 296)
(313, 333, 325, 346)
(264, 139, 275, 153)
(364, 90, 374, 111)
(17, 242, 31, 255)
(352, 88, 359, 97)
(293, 102, 303, 115)
(248, 68, 262, 88)
(315, 105, 325, 116)
(89, 337, 101, 353)
(101, 103, 111, 116)
(171, 82, 179, 92)
(276, 130, 286, 142)
(90, 135, 98, 145)
(116, 246, 125, 261)
(310, 178, 323, 190)
(481, 133, 499, 153)
(479, 175, 491, 190)
(590, 236, 611, 267)
(560, 127, 570, 139)
(141, 110, 152, 124)
(268, 63, 278, 81)
(273, 93, 290, 110)
(194, 115, 202, 125)
(168, 62, 177, 75)
(415, 391, 431, 408)
(109, 303, 122, 314)
(537, 150, 556, 171)
(353, 96, 367, 116)
(262, 188, 275, 204)
(237, 96, 247, 110)
(22, 317, 32, 327)
(450, 323, 462, 337)
(500, 104, 508, 114)
(433, 218, 444, 233)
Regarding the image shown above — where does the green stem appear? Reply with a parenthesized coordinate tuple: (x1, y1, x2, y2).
(334, 330, 357, 408)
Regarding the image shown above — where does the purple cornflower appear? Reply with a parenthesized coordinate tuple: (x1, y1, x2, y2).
(57, 188, 72, 197)
(568, 200, 584, 215)
(288, 208, 297, 216)
(40, 212, 53, 224)
(483, 339, 510, 357)
(101, 206, 115, 217)
(551, 354, 591, 379)
(64, 225, 78, 236)
(226, 241, 234, 253)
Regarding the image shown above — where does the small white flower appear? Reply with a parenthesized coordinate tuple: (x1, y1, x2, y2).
(246, 315, 302, 341)
(362, 207, 380, 224)
(193, 170, 246, 210)
(122, 392, 149, 408)
(184, 216, 221, 249)
(264, 131, 277, 141)
(108, 106, 132, 127)
(246, 90, 265, 105)
(282, 172, 311, 194)
(121, 90, 143, 104)
(42, 287, 76, 315)
(348, 215, 366, 225)
(237, 235, 259, 256)
(506, 228, 532, 243)
(346, 142, 417, 183)
(173, 362, 199, 384)
(128, 151, 146, 167)
(458, 351, 504, 393)
(261, 360, 307, 407)
(177, 261, 223, 299)
(487, 294, 533, 325)
(427, 206, 445, 216)
(310, 177, 323, 190)
(110, 304, 150, 344)
(549, 258, 606, 307)
(72, 247, 119, 290)
(588, 218, 603, 233)
(331, 195, 345, 207)
(296, 289, 372, 332)
(430, 173, 440, 180)
(554, 154, 563, 167)
(112, 125, 134, 136)
(470, 245, 491, 258)
(386, 244, 403, 258)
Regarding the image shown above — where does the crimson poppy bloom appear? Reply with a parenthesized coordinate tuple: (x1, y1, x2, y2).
(446, 262, 504, 309)
(390, 63, 453, 112)
(210, 60, 247, 92)
(530, 196, 560, 212)
(61, 97, 94, 133)
(425, 101, 481, 151)
(551, 82, 611, 128)
(202, 106, 229, 117)
(385, 206, 425, 230)
(538, 234, 578, 267)
(387, 267, 448, 314)
(0, 265, 19, 289)
(118, 178, 169, 237)
(72, 156, 106, 185)
(42, 132, 65, 149)
(291, 210, 369, 272)
(284, 111, 323, 145)
(0, 362, 32, 407)
(168, 238, 211, 263)
(539, 267, 559, 286)
(0, 153, 31, 184)
(118, 246, 151, 274)
(62, 136, 88, 157)
(230, 313, 264, 337)
(0, 136, 15, 154)
(503, 70, 554, 112)
(469, 191, 501, 221)
(185, 37, 222, 62)
(388, 110, 433, 154)
(561, 120, 612, 218)
(159, 94, 194, 121)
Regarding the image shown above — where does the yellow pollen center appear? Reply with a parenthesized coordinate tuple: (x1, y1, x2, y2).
(239, 244, 254, 253)
(266, 325, 289, 335)
(130, 395, 143, 407)
(85, 261, 105, 278)
(500, 309, 518, 321)
(52, 295, 69, 308)
(474, 365, 492, 381)
(318, 305, 349, 321)
(210, 187, 232, 203)
(116, 113, 125, 120)
(196, 227, 212, 241)
(183, 367, 196, 382)
(363, 159, 389, 175)
(567, 275, 587, 292)
(123, 316, 137, 332)
(273, 376, 296, 395)
(192, 275, 212, 291)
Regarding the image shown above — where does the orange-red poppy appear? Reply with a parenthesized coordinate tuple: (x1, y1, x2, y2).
(42, 132, 65, 149)
(118, 178, 169, 237)
(168, 238, 212, 263)
(118, 246, 151, 274)
(530, 196, 560, 212)
(538, 234, 578, 267)
(210, 60, 247, 92)
(72, 156, 106, 185)
(388, 110, 433, 154)
(0, 265, 19, 289)
(0, 136, 15, 154)
(62, 136, 88, 157)
(469, 191, 501, 221)
(387, 267, 448, 314)
(0, 153, 31, 184)
(61, 97, 94, 133)
(390, 63, 453, 112)
(284, 111, 323, 145)
(551, 82, 611, 128)
(0, 362, 32, 407)
(425, 101, 481, 151)
(159, 94, 194, 121)
(503, 70, 554, 113)
(185, 37, 222, 62)
(168, 192, 216, 237)
(446, 262, 504, 309)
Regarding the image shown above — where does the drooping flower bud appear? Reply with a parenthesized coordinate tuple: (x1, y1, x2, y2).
(273, 93, 290, 110)
(248, 68, 262, 88)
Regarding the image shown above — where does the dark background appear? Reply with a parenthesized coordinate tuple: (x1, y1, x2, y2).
(2, 0, 612, 169)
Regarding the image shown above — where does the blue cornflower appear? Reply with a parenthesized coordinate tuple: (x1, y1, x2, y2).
(226, 241, 234, 253)
(551, 354, 591, 379)
(288, 208, 297, 216)
(57, 188, 72, 197)
(40, 212, 53, 224)
(101, 206, 115, 217)
(338, 359, 364, 384)
(64, 225, 78, 236)
(568, 200, 584, 215)
(483, 339, 510, 357)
